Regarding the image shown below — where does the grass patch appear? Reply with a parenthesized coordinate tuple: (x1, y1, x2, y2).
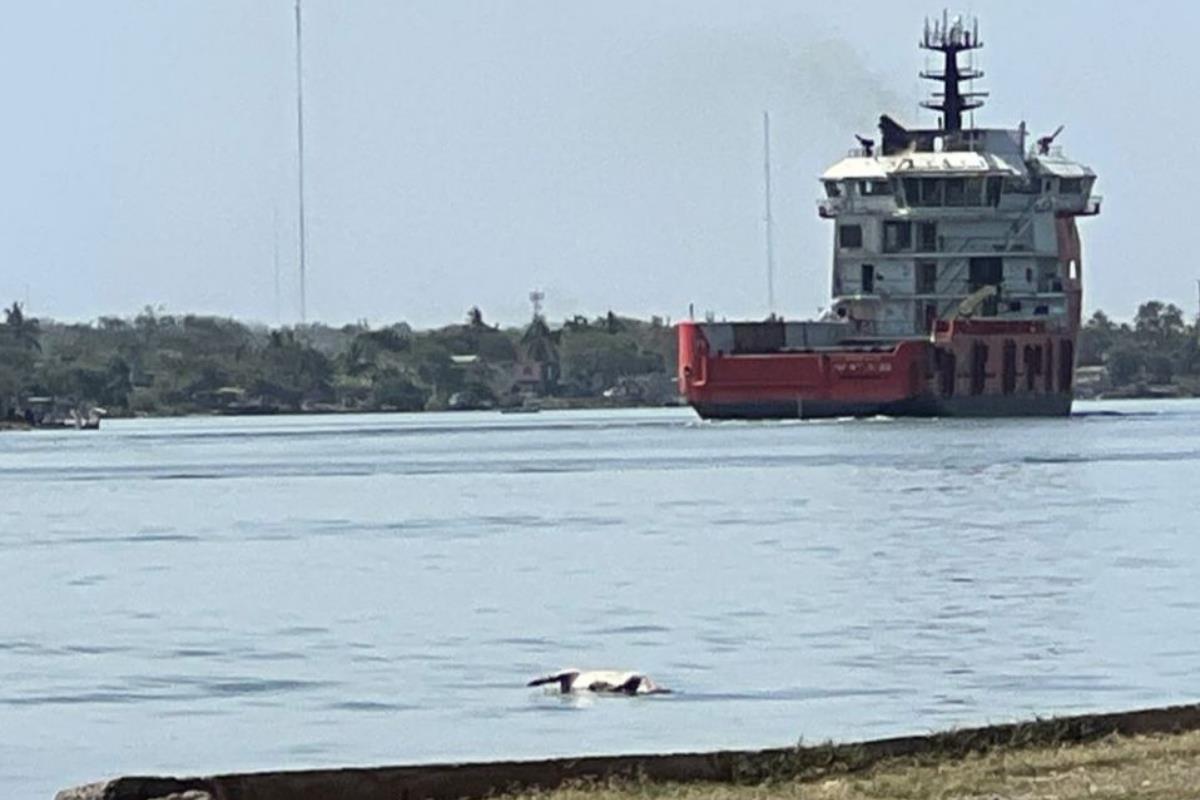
(501, 730, 1200, 800)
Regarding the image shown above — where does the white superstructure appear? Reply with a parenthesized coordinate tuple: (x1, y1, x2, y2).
(815, 15, 1100, 340)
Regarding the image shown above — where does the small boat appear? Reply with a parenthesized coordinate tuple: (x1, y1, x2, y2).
(21, 399, 103, 430)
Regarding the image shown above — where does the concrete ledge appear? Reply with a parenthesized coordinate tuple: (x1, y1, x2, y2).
(56, 701, 1200, 800)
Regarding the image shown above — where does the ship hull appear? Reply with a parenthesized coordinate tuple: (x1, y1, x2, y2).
(693, 393, 1071, 420)
(677, 319, 1076, 421)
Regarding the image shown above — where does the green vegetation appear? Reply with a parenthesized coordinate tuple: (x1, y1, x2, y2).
(0, 303, 676, 419)
(502, 730, 1200, 800)
(3, 299, 1199, 420)
(1077, 301, 1200, 396)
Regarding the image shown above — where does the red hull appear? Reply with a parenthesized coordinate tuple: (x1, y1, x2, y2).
(677, 320, 1076, 419)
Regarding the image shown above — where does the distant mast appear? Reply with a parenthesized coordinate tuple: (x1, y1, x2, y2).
(762, 111, 776, 316)
(273, 206, 281, 325)
(294, 0, 308, 323)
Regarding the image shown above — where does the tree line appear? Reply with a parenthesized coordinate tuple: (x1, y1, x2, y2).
(1077, 301, 1200, 394)
(0, 304, 677, 418)
(3, 300, 1199, 420)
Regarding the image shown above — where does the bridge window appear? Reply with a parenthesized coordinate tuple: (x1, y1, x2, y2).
(986, 176, 1003, 206)
(945, 177, 966, 206)
(861, 180, 891, 195)
(967, 177, 985, 205)
(883, 221, 912, 252)
(839, 224, 862, 249)
(824, 181, 842, 198)
(920, 178, 944, 206)
(1060, 178, 1083, 194)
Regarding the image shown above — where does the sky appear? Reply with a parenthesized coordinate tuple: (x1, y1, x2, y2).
(0, 0, 1193, 329)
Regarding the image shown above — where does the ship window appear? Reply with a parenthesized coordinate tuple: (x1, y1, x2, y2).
(861, 180, 891, 195)
(1060, 339, 1074, 391)
(968, 257, 1003, 296)
(969, 341, 989, 395)
(861, 264, 876, 294)
(986, 176, 1003, 206)
(883, 221, 912, 252)
(917, 222, 938, 251)
(1060, 178, 1083, 194)
(902, 178, 921, 206)
(920, 178, 943, 206)
(964, 177, 984, 206)
(945, 177, 966, 206)
(824, 181, 842, 198)
(916, 261, 937, 294)
(1002, 340, 1017, 394)
(839, 224, 862, 248)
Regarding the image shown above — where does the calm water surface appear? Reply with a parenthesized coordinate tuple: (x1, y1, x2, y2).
(3, 401, 1200, 798)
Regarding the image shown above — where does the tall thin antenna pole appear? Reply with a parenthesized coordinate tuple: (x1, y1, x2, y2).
(273, 206, 281, 326)
(294, 0, 308, 324)
(762, 111, 776, 315)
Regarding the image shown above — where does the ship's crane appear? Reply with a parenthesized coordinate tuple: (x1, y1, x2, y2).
(1037, 125, 1065, 155)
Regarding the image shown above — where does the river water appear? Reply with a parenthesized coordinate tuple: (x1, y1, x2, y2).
(2, 401, 1199, 798)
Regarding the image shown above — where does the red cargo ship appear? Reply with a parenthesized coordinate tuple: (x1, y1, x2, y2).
(677, 14, 1100, 419)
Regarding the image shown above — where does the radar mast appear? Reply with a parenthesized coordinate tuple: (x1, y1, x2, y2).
(920, 12, 986, 132)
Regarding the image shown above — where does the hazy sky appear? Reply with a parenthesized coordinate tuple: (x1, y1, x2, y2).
(0, 1, 1192, 328)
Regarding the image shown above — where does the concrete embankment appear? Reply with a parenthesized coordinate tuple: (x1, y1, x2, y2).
(55, 701, 1200, 800)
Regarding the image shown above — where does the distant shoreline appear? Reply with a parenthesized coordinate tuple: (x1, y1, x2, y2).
(6, 393, 1199, 432)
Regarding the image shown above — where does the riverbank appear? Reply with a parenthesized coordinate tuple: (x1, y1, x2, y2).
(54, 702, 1200, 800)
(507, 730, 1200, 800)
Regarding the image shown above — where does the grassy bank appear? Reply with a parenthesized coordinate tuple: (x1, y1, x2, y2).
(506, 730, 1200, 800)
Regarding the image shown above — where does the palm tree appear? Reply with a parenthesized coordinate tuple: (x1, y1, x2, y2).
(4, 302, 41, 352)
